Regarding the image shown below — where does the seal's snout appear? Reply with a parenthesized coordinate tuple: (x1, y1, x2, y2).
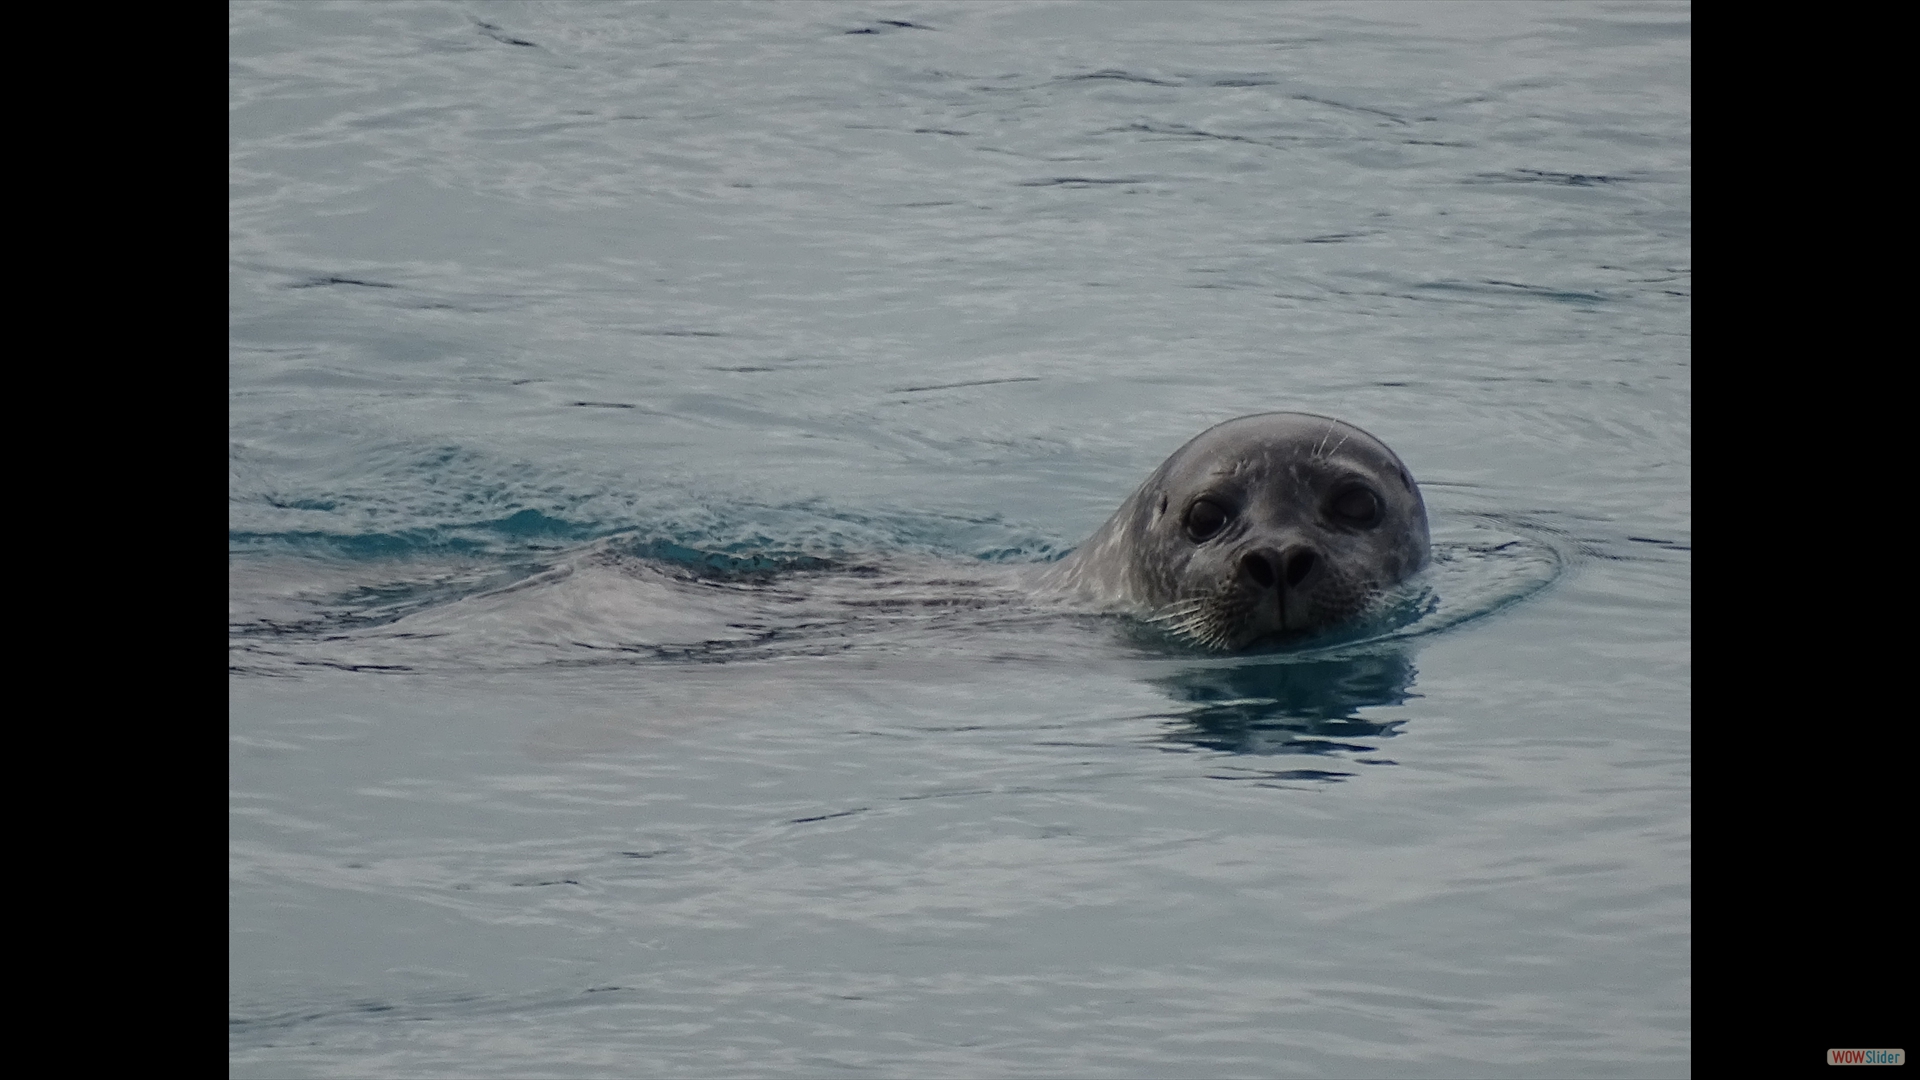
(1240, 546, 1319, 592)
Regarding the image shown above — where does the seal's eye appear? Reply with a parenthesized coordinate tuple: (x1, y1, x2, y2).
(1183, 498, 1229, 542)
(1329, 485, 1382, 527)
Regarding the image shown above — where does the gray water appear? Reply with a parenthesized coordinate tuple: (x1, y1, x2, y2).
(229, 3, 1691, 1076)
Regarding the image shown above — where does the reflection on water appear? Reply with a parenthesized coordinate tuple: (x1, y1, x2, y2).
(1151, 649, 1415, 763)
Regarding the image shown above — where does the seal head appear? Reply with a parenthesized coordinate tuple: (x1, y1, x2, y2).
(1044, 412, 1428, 650)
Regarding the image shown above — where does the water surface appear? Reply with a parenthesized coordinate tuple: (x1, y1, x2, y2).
(230, 3, 1691, 1076)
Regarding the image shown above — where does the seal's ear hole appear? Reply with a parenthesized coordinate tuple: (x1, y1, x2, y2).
(1329, 485, 1382, 527)
(1158, 494, 1167, 518)
(1183, 498, 1229, 542)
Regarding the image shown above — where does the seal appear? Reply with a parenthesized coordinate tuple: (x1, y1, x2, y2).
(1042, 412, 1428, 650)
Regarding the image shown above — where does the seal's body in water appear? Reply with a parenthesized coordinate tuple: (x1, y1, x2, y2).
(1041, 413, 1428, 650)
(233, 413, 1427, 672)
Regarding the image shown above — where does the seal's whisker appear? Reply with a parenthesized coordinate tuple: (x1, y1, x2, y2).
(1145, 599, 1208, 623)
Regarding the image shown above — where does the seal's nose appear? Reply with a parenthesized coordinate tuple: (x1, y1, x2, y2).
(1241, 549, 1276, 589)
(1282, 546, 1318, 588)
(1241, 546, 1318, 591)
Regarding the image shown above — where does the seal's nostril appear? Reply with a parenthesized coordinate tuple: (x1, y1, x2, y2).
(1283, 549, 1317, 588)
(1242, 551, 1275, 589)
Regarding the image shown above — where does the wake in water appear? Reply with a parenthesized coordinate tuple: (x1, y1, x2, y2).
(228, 508, 1565, 678)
